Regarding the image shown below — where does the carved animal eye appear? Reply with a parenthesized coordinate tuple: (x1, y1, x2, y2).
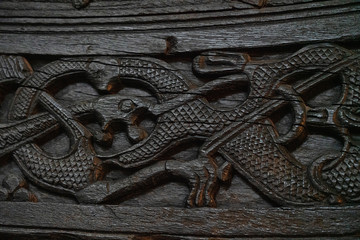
(118, 99, 136, 113)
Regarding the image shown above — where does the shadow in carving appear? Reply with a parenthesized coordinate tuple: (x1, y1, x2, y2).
(0, 44, 359, 207)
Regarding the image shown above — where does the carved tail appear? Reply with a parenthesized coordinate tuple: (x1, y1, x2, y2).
(8, 59, 103, 194)
(220, 121, 327, 205)
(7, 57, 191, 193)
(0, 101, 94, 158)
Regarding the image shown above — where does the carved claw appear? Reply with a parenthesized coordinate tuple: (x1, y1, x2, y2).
(166, 158, 219, 207)
(76, 158, 229, 207)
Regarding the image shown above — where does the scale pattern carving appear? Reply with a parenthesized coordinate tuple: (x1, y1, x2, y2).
(0, 44, 359, 206)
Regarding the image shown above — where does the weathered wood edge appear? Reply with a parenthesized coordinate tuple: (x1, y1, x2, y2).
(0, 1, 356, 29)
(1, 13, 358, 56)
(0, 0, 343, 18)
(0, 1, 358, 56)
(0, 202, 359, 237)
(0, 227, 358, 240)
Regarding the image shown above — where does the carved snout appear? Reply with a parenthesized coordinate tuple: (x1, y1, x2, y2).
(93, 95, 153, 143)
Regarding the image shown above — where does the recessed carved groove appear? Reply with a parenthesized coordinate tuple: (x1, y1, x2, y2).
(0, 43, 359, 209)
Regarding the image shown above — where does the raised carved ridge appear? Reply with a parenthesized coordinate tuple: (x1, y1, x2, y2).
(0, 43, 359, 207)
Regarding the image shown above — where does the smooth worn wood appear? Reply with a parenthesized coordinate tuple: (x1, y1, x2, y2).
(1, 202, 360, 238)
(0, 0, 358, 55)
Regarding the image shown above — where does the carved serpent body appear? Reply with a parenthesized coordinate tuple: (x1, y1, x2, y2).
(1, 44, 359, 206)
(217, 46, 360, 204)
(6, 58, 191, 194)
(108, 44, 359, 205)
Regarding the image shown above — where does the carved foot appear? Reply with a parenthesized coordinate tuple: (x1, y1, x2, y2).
(0, 173, 38, 202)
(166, 158, 220, 207)
(75, 158, 230, 207)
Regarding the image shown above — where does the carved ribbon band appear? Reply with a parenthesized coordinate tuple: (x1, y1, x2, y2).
(0, 44, 359, 207)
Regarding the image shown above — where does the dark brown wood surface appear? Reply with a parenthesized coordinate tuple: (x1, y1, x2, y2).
(1, 202, 360, 238)
(0, 0, 359, 239)
(0, 0, 359, 55)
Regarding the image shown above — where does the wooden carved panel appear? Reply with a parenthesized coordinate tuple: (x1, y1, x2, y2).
(0, 0, 359, 239)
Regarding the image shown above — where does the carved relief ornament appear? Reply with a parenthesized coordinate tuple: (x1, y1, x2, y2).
(0, 44, 359, 207)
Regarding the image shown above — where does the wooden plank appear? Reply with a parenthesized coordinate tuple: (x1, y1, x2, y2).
(0, 1, 359, 239)
(3, 228, 357, 240)
(0, 0, 252, 18)
(0, 11, 358, 56)
(0, 202, 359, 237)
(0, 3, 357, 31)
(0, 0, 355, 27)
(0, 0, 358, 56)
(0, 0, 344, 18)
(1, 227, 357, 240)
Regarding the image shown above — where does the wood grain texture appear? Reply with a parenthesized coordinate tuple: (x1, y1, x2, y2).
(0, 202, 360, 238)
(0, 0, 358, 55)
(0, 0, 360, 239)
